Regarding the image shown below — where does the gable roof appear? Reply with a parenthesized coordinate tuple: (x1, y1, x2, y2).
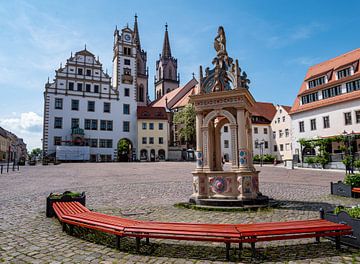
(250, 102, 276, 123)
(281, 105, 292, 113)
(137, 106, 168, 120)
(290, 48, 360, 114)
(151, 78, 198, 109)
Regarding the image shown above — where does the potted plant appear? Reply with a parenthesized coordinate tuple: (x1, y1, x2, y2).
(331, 173, 360, 197)
(46, 191, 86, 217)
(322, 206, 360, 248)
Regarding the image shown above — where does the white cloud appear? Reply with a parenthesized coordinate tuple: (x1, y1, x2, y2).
(287, 56, 321, 66)
(0, 112, 43, 150)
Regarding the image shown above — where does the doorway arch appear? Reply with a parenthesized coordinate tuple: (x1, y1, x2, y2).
(117, 138, 133, 162)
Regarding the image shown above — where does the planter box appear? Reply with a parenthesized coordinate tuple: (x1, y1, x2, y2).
(331, 181, 352, 197)
(323, 210, 360, 248)
(46, 191, 86, 217)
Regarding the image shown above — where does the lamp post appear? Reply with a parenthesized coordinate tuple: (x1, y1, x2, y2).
(256, 139, 265, 167)
(343, 130, 355, 174)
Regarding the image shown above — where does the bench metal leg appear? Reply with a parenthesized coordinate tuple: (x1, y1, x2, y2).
(146, 237, 149, 245)
(238, 243, 243, 259)
(251, 242, 256, 257)
(69, 225, 74, 236)
(335, 236, 341, 250)
(225, 242, 230, 261)
(115, 235, 121, 250)
(136, 237, 141, 252)
(315, 233, 320, 243)
(62, 222, 66, 232)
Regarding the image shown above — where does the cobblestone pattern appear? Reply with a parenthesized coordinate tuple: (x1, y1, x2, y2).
(0, 163, 359, 263)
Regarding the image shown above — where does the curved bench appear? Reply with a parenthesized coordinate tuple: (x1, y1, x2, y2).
(52, 201, 352, 260)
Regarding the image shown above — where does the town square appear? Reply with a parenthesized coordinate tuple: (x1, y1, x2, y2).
(1, 0, 360, 263)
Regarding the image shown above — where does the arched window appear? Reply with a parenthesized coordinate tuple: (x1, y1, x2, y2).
(168, 68, 172, 79)
(159, 68, 162, 79)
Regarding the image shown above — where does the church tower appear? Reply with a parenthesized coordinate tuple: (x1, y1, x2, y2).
(154, 24, 179, 100)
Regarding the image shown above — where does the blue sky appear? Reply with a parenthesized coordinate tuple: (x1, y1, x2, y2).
(1, 0, 360, 150)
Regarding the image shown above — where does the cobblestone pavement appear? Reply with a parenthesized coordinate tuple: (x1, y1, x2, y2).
(1, 162, 360, 263)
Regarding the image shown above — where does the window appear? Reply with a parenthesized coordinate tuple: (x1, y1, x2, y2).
(86, 69, 91, 76)
(149, 137, 154, 144)
(123, 121, 130, 132)
(68, 82, 74, 90)
(123, 104, 130, 115)
(280, 144, 284, 151)
(77, 68, 83, 75)
(277, 117, 280, 123)
(55, 98, 63, 109)
(124, 88, 130, 97)
(142, 137, 147, 144)
(274, 145, 278, 152)
(356, 111, 360, 124)
(99, 139, 112, 148)
(86, 84, 91, 92)
(124, 59, 130, 65)
(282, 116, 285, 122)
(159, 137, 164, 144)
(100, 120, 106, 131)
(273, 131, 276, 139)
(344, 112, 352, 125)
(224, 126, 228, 133)
(254, 127, 258, 134)
(337, 67, 351, 79)
(263, 128, 267, 134)
(54, 117, 62, 129)
(323, 116, 330, 128)
(77, 83, 83, 91)
(104, 102, 111, 113)
(285, 143, 291, 151)
(301, 92, 318, 104)
(142, 122, 147, 129)
(100, 120, 113, 131)
(88, 101, 95, 112)
(310, 119, 316, 130)
(346, 79, 360, 93)
(159, 123, 163, 130)
(264, 141, 268, 149)
(279, 130, 283, 138)
(71, 118, 79, 129)
(90, 139, 98, 148)
(322, 85, 341, 99)
(224, 140, 229, 148)
(299, 121, 305, 133)
(94, 85, 99, 93)
(285, 129, 289, 137)
(54, 136, 62, 146)
(124, 68, 131, 75)
(123, 47, 131, 56)
(84, 119, 91, 130)
(106, 139, 113, 148)
(308, 76, 325, 88)
(71, 99, 79, 111)
(149, 123, 154, 130)
(91, 119, 97, 130)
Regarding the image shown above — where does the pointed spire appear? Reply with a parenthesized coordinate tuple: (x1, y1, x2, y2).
(162, 23, 172, 58)
(133, 13, 141, 50)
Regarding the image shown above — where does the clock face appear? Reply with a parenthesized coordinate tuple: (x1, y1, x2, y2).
(124, 34, 131, 41)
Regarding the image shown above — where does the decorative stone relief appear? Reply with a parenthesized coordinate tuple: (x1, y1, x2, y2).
(196, 151, 203, 168)
(242, 176, 252, 194)
(209, 176, 228, 194)
(192, 176, 199, 193)
(239, 149, 248, 166)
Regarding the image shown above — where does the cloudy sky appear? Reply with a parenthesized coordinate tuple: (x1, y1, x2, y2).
(1, 0, 360, 151)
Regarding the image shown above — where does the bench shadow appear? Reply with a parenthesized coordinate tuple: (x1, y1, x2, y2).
(273, 199, 338, 212)
(71, 225, 355, 263)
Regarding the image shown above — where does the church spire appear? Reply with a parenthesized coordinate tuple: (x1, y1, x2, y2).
(133, 13, 141, 50)
(162, 23, 171, 58)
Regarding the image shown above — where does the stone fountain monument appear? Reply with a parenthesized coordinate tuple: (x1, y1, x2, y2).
(189, 26, 269, 207)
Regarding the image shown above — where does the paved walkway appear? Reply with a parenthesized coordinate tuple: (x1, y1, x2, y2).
(0, 162, 359, 263)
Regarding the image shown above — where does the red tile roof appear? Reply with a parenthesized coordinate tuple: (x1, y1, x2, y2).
(290, 48, 360, 114)
(137, 106, 168, 120)
(250, 102, 276, 123)
(282, 105, 292, 113)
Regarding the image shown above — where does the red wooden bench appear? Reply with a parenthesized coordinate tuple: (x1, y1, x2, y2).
(52, 201, 352, 260)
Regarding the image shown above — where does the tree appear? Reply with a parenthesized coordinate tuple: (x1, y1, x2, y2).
(29, 148, 42, 159)
(173, 104, 196, 147)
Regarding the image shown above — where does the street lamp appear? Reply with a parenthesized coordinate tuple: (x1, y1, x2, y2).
(256, 139, 265, 167)
(343, 130, 355, 174)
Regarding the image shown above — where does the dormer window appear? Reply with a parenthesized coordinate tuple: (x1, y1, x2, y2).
(337, 67, 351, 80)
(308, 76, 325, 89)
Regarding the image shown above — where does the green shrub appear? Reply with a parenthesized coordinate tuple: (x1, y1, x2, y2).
(304, 156, 315, 164)
(315, 154, 329, 169)
(354, 160, 360, 172)
(344, 173, 360, 187)
(263, 154, 276, 162)
(334, 205, 360, 219)
(253, 155, 260, 162)
(342, 155, 352, 167)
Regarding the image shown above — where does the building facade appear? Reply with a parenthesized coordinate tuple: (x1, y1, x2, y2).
(137, 106, 169, 161)
(290, 48, 360, 166)
(271, 105, 292, 161)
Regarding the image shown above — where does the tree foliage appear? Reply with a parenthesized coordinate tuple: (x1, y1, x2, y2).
(29, 148, 42, 159)
(173, 104, 196, 144)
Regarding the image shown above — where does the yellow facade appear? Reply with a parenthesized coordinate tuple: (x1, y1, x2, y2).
(0, 134, 10, 161)
(137, 119, 168, 161)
